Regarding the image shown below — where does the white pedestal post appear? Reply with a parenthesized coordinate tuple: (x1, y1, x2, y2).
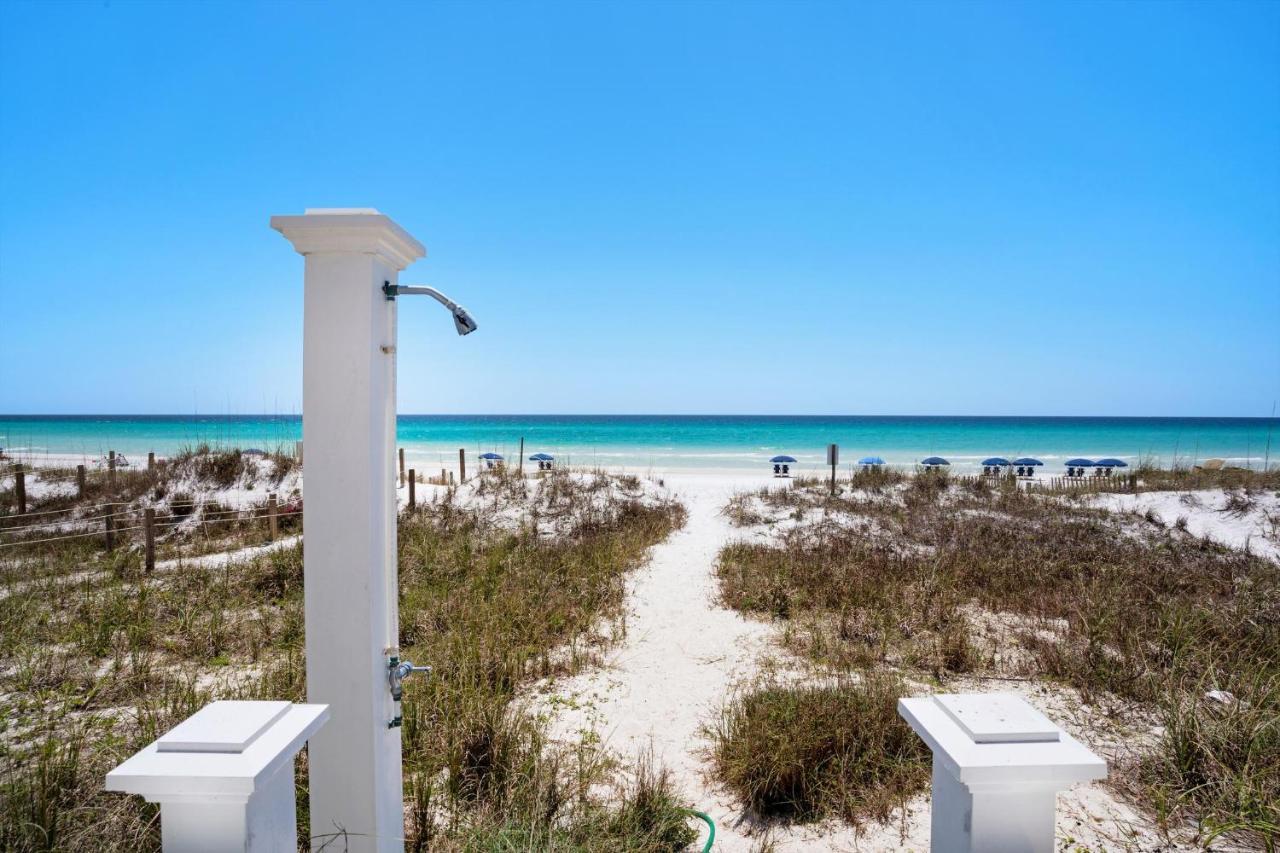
(106, 700, 329, 853)
(272, 209, 426, 852)
(899, 693, 1107, 853)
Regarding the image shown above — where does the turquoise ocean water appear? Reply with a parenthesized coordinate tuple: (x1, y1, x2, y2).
(1, 415, 1276, 475)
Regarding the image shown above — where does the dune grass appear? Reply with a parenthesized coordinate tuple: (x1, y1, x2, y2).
(1124, 463, 1280, 494)
(1, 457, 697, 852)
(710, 675, 927, 825)
(715, 475, 1280, 846)
(396, 468, 693, 849)
(0, 449, 303, 577)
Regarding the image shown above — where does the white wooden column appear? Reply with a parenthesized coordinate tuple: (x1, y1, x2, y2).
(271, 209, 424, 852)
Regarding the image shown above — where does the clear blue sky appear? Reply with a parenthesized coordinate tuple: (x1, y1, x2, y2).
(1, 0, 1277, 416)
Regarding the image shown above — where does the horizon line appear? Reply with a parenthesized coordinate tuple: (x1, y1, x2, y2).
(2, 413, 1278, 421)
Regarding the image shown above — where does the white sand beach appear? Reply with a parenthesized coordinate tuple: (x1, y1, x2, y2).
(5, 457, 1276, 851)
(506, 470, 1279, 851)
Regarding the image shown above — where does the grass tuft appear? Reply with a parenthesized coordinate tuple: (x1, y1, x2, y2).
(711, 675, 927, 824)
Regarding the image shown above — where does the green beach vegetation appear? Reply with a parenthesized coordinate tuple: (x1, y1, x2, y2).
(714, 471, 1280, 848)
(0, 452, 695, 851)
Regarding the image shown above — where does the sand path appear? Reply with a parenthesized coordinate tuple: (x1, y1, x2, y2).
(527, 474, 796, 848)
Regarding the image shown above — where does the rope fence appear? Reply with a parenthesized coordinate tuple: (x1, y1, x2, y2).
(0, 506, 302, 551)
(0, 501, 132, 521)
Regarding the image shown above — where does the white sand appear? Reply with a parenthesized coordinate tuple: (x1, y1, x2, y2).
(1088, 489, 1279, 562)
(8, 457, 1266, 849)
(522, 471, 1217, 851)
(523, 472, 786, 849)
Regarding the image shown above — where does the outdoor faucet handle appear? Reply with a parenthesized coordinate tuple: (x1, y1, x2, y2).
(395, 661, 432, 680)
(387, 658, 432, 703)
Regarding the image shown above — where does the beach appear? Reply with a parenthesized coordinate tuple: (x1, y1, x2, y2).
(520, 471, 1278, 850)
(2, 415, 1277, 477)
(4, 446, 1278, 850)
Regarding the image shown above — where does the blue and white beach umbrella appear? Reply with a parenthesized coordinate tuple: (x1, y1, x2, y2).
(479, 452, 504, 461)
(858, 456, 886, 466)
(981, 457, 1011, 466)
(921, 456, 950, 466)
(1065, 458, 1095, 467)
(770, 455, 797, 464)
(528, 453, 554, 462)
(1093, 458, 1128, 468)
(1012, 457, 1043, 466)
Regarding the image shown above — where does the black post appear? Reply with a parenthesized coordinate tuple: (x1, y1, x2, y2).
(144, 508, 156, 572)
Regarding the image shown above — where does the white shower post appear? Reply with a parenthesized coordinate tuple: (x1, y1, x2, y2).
(271, 208, 425, 852)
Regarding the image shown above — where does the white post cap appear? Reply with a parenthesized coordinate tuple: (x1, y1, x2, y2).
(270, 208, 425, 271)
(107, 701, 330, 802)
(898, 693, 1106, 788)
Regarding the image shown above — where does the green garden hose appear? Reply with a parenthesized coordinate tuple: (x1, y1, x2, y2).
(682, 808, 716, 852)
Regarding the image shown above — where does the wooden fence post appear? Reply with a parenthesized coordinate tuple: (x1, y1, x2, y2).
(399, 448, 405, 488)
(518, 437, 524, 475)
(268, 493, 278, 541)
(14, 465, 26, 515)
(408, 470, 416, 510)
(144, 508, 156, 572)
(108, 450, 117, 489)
(76, 463, 86, 498)
(440, 468, 446, 485)
(105, 506, 115, 552)
(147, 451, 155, 471)
(459, 448, 466, 482)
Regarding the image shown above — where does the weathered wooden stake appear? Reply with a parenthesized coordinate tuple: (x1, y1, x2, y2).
(148, 451, 155, 471)
(408, 469, 416, 509)
(518, 437, 524, 475)
(105, 507, 115, 552)
(827, 443, 839, 496)
(144, 508, 156, 572)
(441, 468, 446, 485)
(459, 448, 466, 481)
(14, 465, 26, 515)
(268, 493, 278, 541)
(77, 464, 86, 498)
(108, 450, 117, 489)
(399, 447, 405, 487)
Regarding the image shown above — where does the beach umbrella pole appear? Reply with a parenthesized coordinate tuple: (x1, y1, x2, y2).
(272, 209, 426, 852)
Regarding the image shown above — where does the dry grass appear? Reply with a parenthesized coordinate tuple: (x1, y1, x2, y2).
(1, 458, 700, 852)
(396, 468, 693, 849)
(0, 449, 303, 573)
(710, 675, 927, 824)
(715, 475, 1280, 846)
(1127, 463, 1280, 494)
